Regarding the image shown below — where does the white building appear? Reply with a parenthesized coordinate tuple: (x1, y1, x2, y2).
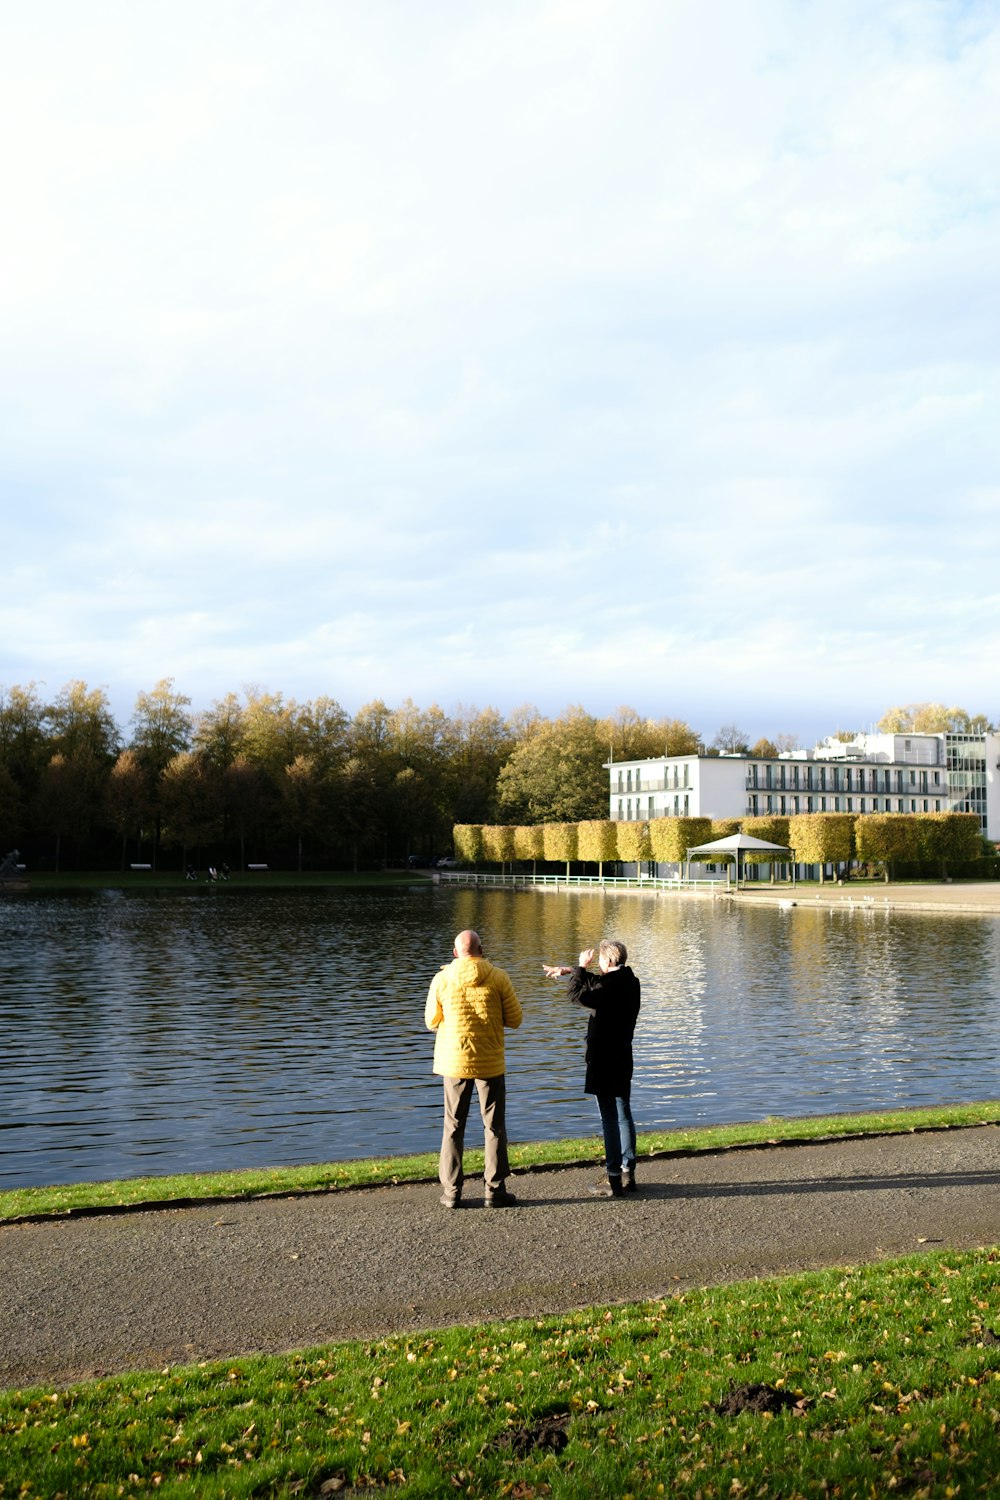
(608, 731, 1000, 841)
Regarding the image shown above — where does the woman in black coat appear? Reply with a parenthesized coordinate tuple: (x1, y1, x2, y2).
(544, 938, 641, 1198)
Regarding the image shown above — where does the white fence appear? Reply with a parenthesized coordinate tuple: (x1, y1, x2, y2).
(436, 870, 727, 892)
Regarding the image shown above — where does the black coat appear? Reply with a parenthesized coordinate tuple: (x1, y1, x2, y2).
(566, 964, 641, 1097)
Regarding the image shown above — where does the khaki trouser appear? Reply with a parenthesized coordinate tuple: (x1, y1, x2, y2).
(439, 1074, 509, 1198)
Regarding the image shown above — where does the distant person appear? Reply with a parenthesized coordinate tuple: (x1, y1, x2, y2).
(543, 939, 641, 1198)
(425, 929, 523, 1209)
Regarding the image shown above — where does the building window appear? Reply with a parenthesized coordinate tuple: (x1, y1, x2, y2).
(617, 799, 623, 819)
(846, 797, 853, 811)
(897, 799, 904, 812)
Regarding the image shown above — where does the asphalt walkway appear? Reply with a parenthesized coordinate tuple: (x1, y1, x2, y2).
(2, 1125, 998, 1391)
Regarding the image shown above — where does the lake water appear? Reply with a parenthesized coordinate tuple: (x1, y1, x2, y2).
(2, 884, 999, 1189)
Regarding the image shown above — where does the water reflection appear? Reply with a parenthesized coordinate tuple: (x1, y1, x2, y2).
(1, 886, 998, 1188)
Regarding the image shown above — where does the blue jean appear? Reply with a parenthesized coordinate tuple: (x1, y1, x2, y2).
(595, 1091, 636, 1178)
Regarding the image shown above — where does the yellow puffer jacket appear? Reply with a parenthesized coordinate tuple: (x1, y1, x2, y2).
(425, 955, 522, 1079)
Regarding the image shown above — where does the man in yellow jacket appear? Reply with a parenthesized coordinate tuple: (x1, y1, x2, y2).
(425, 929, 523, 1209)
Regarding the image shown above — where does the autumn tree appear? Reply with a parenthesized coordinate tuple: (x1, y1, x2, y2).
(648, 816, 712, 866)
(543, 821, 579, 878)
(45, 681, 120, 849)
(481, 823, 516, 869)
(877, 703, 992, 734)
(788, 813, 855, 882)
(281, 754, 331, 872)
(576, 818, 617, 877)
(601, 706, 699, 762)
(512, 824, 545, 870)
(193, 693, 247, 770)
(915, 813, 982, 879)
(241, 689, 305, 780)
(855, 813, 920, 881)
(743, 815, 791, 880)
(615, 819, 651, 872)
(105, 749, 152, 870)
(35, 754, 86, 871)
(159, 753, 223, 865)
(0, 682, 48, 803)
(130, 678, 193, 773)
(223, 757, 271, 870)
(441, 705, 514, 825)
(454, 824, 485, 864)
(497, 707, 607, 823)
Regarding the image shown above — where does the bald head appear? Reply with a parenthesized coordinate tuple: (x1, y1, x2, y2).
(454, 929, 483, 958)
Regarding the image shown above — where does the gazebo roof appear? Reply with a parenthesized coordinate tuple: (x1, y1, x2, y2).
(685, 832, 792, 857)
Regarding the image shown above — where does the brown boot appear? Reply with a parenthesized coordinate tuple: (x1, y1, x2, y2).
(588, 1175, 625, 1198)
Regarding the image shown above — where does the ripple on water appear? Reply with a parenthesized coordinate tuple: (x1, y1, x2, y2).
(1, 886, 999, 1186)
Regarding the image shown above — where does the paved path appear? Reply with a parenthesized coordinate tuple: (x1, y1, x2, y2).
(2, 1126, 998, 1391)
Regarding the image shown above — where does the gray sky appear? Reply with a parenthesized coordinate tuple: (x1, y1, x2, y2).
(3, 1, 999, 745)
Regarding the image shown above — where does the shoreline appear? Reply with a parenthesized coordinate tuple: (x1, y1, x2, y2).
(729, 879, 1000, 915)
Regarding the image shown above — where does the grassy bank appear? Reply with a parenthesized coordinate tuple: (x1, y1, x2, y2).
(1, 1248, 997, 1496)
(20, 869, 431, 892)
(3, 1101, 998, 1223)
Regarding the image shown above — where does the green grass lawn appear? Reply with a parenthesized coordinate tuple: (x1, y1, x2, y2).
(1, 1248, 997, 1497)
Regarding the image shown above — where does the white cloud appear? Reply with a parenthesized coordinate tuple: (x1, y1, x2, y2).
(2, 1, 1000, 741)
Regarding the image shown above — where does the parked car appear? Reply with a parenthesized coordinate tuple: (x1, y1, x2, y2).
(436, 856, 458, 869)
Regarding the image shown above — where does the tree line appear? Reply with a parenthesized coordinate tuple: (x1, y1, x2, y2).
(0, 680, 705, 872)
(3, 679, 993, 874)
(454, 811, 988, 883)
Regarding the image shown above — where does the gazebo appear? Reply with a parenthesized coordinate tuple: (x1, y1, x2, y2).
(684, 832, 795, 888)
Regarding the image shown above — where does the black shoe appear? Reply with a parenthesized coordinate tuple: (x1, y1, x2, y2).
(588, 1176, 625, 1198)
(484, 1187, 517, 1208)
(439, 1193, 461, 1209)
(622, 1167, 637, 1193)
